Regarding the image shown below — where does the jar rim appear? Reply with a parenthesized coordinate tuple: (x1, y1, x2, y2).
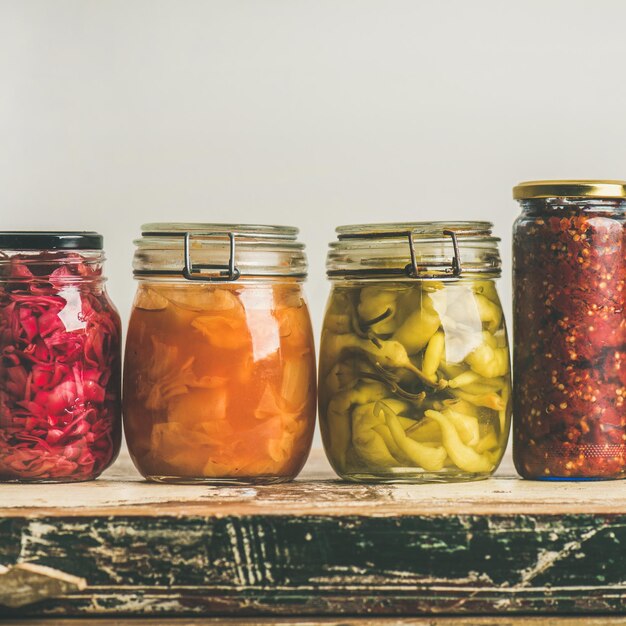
(141, 223, 299, 239)
(336, 221, 495, 238)
(133, 222, 307, 281)
(0, 249, 105, 265)
(327, 221, 501, 280)
(0, 249, 106, 283)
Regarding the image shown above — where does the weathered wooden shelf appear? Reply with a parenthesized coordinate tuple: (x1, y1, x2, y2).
(1, 450, 626, 618)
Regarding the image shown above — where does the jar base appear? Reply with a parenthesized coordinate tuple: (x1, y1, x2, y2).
(143, 474, 295, 485)
(0, 475, 101, 483)
(335, 470, 492, 484)
(520, 475, 626, 482)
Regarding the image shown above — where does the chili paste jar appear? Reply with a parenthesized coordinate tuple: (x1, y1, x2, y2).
(123, 224, 316, 484)
(0, 232, 122, 482)
(513, 181, 626, 480)
(319, 222, 512, 482)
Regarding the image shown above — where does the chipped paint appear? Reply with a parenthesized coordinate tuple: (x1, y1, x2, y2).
(518, 526, 602, 586)
(1, 512, 626, 617)
(2, 453, 626, 617)
(18, 520, 59, 560)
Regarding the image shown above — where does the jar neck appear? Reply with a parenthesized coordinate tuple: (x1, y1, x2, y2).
(519, 198, 626, 216)
(327, 222, 501, 280)
(328, 275, 499, 285)
(133, 224, 308, 281)
(134, 275, 305, 285)
(0, 250, 106, 282)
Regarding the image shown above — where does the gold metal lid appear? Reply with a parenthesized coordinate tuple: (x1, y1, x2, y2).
(513, 180, 626, 200)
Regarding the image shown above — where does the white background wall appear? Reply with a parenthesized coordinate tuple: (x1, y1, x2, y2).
(2, 0, 626, 451)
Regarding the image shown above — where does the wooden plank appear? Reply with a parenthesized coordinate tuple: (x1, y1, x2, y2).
(1, 450, 626, 617)
(2, 451, 626, 517)
(0, 563, 86, 607)
(1, 511, 626, 616)
(5, 615, 626, 626)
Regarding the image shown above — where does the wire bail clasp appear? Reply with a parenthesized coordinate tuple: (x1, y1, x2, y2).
(406, 229, 463, 279)
(183, 231, 241, 282)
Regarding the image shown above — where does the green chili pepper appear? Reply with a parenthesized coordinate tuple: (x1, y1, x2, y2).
(438, 361, 467, 380)
(422, 331, 445, 381)
(425, 410, 493, 473)
(353, 399, 410, 465)
(401, 416, 441, 443)
(474, 293, 503, 333)
(440, 398, 480, 417)
(447, 370, 482, 389)
(325, 382, 387, 471)
(392, 292, 441, 354)
(324, 312, 351, 334)
(449, 388, 505, 411)
(461, 382, 506, 395)
(472, 280, 499, 304)
(324, 333, 444, 388)
(379, 402, 447, 471)
(357, 287, 399, 334)
(442, 408, 480, 446)
(498, 384, 510, 434)
(475, 430, 499, 454)
(357, 369, 427, 402)
(324, 361, 360, 396)
(465, 331, 509, 378)
(352, 425, 398, 467)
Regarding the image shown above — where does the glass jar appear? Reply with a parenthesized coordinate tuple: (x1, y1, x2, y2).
(513, 180, 626, 480)
(124, 224, 316, 484)
(0, 232, 122, 482)
(319, 222, 511, 482)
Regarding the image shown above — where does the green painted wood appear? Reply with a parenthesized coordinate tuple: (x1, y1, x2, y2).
(1, 511, 625, 617)
(2, 453, 626, 617)
(12, 615, 626, 626)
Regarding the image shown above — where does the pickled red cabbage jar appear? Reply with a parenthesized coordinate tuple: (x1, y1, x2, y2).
(319, 223, 511, 483)
(0, 232, 122, 482)
(513, 180, 626, 480)
(124, 224, 316, 484)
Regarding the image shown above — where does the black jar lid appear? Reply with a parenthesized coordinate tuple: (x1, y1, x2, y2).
(0, 232, 103, 250)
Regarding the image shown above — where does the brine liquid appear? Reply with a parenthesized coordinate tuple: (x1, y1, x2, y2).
(123, 282, 316, 483)
(319, 280, 511, 483)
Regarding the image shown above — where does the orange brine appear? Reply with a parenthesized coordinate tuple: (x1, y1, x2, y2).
(123, 282, 316, 483)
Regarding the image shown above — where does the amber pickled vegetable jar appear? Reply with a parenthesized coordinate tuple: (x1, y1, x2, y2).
(319, 222, 511, 483)
(513, 180, 626, 480)
(123, 224, 316, 484)
(0, 232, 122, 482)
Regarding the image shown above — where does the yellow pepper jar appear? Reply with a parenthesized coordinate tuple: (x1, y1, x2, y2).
(319, 222, 511, 482)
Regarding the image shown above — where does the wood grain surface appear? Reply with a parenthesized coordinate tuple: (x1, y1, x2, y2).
(1, 450, 626, 618)
(2, 450, 626, 517)
(4, 615, 626, 626)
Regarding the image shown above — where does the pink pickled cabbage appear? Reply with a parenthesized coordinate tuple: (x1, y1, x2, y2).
(0, 252, 121, 481)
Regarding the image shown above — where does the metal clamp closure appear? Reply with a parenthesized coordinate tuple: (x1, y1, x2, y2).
(183, 231, 241, 282)
(405, 229, 462, 279)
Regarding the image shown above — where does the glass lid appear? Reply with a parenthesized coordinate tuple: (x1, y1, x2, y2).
(133, 223, 307, 281)
(327, 221, 501, 280)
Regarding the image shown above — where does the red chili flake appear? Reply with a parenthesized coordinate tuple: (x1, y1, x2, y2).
(513, 202, 626, 479)
(0, 252, 121, 481)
